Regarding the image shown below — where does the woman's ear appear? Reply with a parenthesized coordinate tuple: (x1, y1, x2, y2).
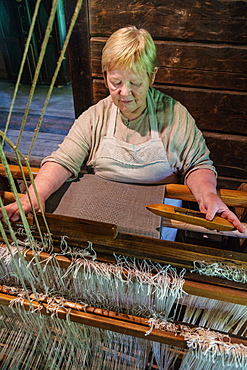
(149, 67, 158, 86)
(103, 70, 108, 88)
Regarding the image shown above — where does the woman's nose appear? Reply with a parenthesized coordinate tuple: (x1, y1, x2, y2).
(120, 83, 131, 96)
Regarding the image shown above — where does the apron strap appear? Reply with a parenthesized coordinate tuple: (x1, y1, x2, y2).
(147, 90, 159, 140)
(107, 103, 118, 137)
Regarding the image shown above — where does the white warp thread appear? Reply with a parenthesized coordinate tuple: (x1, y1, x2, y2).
(191, 261, 247, 284)
(146, 318, 247, 369)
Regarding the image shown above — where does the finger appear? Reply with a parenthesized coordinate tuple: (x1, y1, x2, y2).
(220, 210, 245, 233)
(3, 202, 25, 222)
(213, 208, 244, 233)
(205, 205, 219, 221)
(0, 204, 17, 221)
(198, 204, 207, 214)
(10, 209, 22, 222)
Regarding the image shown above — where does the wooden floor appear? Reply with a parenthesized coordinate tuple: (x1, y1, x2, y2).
(0, 80, 75, 166)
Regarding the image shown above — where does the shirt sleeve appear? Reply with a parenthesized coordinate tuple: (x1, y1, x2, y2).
(41, 108, 94, 179)
(166, 101, 217, 183)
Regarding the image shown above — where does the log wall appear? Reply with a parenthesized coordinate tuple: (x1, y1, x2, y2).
(67, 0, 247, 188)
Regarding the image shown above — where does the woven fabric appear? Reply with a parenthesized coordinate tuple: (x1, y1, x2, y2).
(51, 174, 165, 238)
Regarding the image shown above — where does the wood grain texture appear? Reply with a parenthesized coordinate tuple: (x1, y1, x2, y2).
(23, 215, 247, 268)
(64, 0, 93, 116)
(203, 131, 247, 179)
(90, 0, 247, 44)
(156, 86, 247, 135)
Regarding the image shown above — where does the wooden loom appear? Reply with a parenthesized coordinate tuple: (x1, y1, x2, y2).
(0, 0, 247, 367)
(0, 163, 247, 368)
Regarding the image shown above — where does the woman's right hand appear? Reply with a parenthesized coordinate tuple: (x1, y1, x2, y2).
(0, 192, 45, 222)
(1, 162, 72, 223)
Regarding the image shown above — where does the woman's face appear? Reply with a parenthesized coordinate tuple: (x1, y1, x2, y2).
(106, 68, 151, 120)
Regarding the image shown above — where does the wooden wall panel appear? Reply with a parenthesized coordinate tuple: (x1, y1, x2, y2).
(203, 132, 247, 179)
(90, 0, 247, 44)
(64, 0, 92, 116)
(154, 86, 247, 135)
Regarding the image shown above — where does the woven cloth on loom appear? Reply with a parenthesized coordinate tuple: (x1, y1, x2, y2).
(47, 174, 166, 238)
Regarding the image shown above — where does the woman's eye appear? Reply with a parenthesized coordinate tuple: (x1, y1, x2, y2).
(131, 82, 141, 87)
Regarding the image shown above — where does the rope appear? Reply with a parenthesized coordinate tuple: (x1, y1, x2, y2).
(1, 0, 42, 143)
(1, 0, 84, 239)
(16, 0, 61, 148)
(27, 0, 84, 159)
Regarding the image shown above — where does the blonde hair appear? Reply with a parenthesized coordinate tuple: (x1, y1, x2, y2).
(102, 26, 158, 77)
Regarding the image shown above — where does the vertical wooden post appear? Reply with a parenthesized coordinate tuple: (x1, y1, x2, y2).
(63, 0, 92, 118)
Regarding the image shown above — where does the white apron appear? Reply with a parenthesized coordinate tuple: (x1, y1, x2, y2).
(93, 91, 176, 184)
(92, 91, 182, 240)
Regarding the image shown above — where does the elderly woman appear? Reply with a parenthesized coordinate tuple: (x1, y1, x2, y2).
(2, 26, 243, 234)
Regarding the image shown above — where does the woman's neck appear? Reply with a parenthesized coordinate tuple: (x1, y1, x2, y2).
(120, 102, 147, 121)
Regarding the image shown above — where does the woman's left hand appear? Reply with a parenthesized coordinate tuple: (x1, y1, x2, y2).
(186, 169, 244, 233)
(197, 191, 244, 233)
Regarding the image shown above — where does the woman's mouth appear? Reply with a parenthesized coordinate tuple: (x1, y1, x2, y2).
(121, 100, 133, 104)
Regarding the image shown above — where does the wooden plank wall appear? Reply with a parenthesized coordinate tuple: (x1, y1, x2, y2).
(68, 0, 247, 189)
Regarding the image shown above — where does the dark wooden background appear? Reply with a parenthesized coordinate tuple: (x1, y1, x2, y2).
(64, 0, 247, 189)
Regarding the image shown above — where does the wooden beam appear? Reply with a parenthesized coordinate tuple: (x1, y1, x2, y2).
(0, 288, 246, 348)
(162, 218, 247, 239)
(0, 290, 186, 348)
(165, 184, 247, 207)
(63, 0, 92, 117)
(184, 279, 247, 306)
(90, 0, 247, 45)
(0, 164, 39, 180)
(0, 191, 24, 203)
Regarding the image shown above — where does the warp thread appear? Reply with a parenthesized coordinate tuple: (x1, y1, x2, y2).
(191, 260, 247, 284)
(146, 318, 247, 369)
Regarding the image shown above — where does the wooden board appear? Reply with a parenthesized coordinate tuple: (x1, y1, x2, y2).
(203, 132, 247, 179)
(155, 86, 247, 135)
(90, 0, 247, 44)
